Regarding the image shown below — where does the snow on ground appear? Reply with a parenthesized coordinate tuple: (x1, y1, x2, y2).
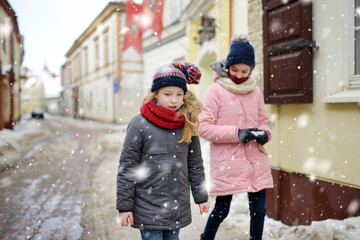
(1, 115, 360, 239)
(0, 114, 52, 168)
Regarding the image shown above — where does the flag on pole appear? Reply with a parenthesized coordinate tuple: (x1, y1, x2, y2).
(143, 0, 164, 40)
(123, 0, 143, 54)
(123, 0, 165, 53)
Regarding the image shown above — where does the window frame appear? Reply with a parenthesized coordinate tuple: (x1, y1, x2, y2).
(103, 30, 109, 66)
(171, 0, 186, 23)
(103, 89, 108, 111)
(322, 0, 360, 102)
(94, 37, 99, 70)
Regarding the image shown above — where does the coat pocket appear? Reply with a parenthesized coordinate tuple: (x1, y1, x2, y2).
(211, 143, 240, 161)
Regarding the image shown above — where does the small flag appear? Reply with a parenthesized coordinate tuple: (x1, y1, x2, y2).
(123, 0, 165, 53)
(123, 0, 143, 54)
(143, 0, 164, 40)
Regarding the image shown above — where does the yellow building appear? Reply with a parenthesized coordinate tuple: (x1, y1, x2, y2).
(21, 75, 44, 114)
(182, 0, 360, 226)
(0, 0, 24, 130)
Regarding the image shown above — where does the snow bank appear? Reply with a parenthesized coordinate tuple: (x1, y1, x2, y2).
(263, 217, 360, 240)
(200, 139, 360, 240)
(0, 115, 51, 167)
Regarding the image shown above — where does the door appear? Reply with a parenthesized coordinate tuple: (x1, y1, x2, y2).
(263, 0, 314, 104)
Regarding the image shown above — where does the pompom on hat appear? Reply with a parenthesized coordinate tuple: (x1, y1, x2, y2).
(226, 34, 255, 70)
(151, 62, 201, 94)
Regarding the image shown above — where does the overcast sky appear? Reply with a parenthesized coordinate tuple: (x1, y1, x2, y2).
(10, 0, 121, 75)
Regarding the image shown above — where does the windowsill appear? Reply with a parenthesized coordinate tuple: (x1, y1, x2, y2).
(322, 88, 360, 103)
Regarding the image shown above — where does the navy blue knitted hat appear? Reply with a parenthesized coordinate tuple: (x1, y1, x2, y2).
(151, 62, 201, 94)
(226, 34, 255, 70)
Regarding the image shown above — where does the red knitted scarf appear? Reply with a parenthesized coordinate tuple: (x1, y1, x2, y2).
(140, 101, 185, 129)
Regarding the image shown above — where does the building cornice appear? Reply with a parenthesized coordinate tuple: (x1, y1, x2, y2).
(142, 27, 186, 53)
(65, 2, 125, 57)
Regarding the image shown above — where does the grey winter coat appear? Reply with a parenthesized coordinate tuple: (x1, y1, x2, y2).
(116, 114, 208, 230)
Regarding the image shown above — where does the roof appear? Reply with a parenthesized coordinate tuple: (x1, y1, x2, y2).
(65, 1, 125, 57)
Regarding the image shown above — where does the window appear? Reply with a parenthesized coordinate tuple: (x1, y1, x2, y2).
(74, 53, 81, 80)
(11, 34, 15, 65)
(2, 37, 6, 53)
(67, 64, 72, 83)
(89, 90, 93, 109)
(104, 89, 108, 111)
(171, 0, 186, 23)
(1, 20, 7, 53)
(84, 47, 88, 75)
(104, 31, 109, 66)
(94, 37, 99, 70)
(320, 1, 360, 102)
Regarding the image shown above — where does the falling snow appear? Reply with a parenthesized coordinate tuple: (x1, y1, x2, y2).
(1, 115, 359, 239)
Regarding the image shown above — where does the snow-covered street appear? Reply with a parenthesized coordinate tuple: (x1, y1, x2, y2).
(0, 115, 359, 240)
(0, 114, 119, 239)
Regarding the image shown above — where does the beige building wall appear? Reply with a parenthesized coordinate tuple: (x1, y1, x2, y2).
(181, 0, 360, 224)
(247, 0, 360, 188)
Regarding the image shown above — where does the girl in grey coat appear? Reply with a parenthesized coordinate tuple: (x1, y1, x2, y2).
(117, 62, 209, 240)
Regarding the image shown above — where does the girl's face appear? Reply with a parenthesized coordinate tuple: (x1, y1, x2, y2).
(155, 86, 184, 111)
(228, 63, 251, 78)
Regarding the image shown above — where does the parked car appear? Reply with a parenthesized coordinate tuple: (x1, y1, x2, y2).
(31, 108, 44, 119)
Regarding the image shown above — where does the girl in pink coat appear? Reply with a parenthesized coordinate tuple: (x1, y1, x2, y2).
(199, 34, 274, 240)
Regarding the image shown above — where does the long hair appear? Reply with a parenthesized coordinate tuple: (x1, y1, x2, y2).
(144, 89, 202, 144)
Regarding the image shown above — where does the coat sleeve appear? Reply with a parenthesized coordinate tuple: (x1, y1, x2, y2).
(256, 88, 272, 141)
(198, 84, 239, 143)
(187, 136, 209, 204)
(116, 117, 142, 212)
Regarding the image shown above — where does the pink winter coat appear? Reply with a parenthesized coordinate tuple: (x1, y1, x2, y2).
(199, 82, 274, 196)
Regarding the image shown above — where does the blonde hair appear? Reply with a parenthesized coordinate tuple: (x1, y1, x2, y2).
(144, 89, 202, 144)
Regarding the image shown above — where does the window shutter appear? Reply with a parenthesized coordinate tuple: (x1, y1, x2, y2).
(263, 0, 314, 104)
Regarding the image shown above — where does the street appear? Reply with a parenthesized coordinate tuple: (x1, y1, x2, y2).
(0, 116, 224, 240)
(0, 115, 118, 239)
(0, 115, 359, 240)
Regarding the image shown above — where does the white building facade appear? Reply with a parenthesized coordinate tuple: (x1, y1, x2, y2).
(63, 2, 142, 124)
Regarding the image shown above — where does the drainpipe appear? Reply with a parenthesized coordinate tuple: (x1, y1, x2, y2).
(229, 0, 232, 45)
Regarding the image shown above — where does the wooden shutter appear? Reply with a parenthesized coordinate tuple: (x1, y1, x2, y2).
(263, 0, 314, 104)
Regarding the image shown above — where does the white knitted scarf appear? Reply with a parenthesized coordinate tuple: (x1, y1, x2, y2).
(216, 75, 257, 94)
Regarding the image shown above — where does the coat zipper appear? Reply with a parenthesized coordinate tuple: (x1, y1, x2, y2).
(238, 94, 256, 189)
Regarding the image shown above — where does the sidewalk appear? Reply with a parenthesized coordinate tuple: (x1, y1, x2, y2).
(84, 156, 245, 240)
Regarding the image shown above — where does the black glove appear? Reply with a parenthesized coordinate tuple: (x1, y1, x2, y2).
(238, 128, 257, 143)
(249, 129, 269, 145)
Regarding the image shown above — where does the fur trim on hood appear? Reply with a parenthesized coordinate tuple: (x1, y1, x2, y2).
(210, 59, 228, 80)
